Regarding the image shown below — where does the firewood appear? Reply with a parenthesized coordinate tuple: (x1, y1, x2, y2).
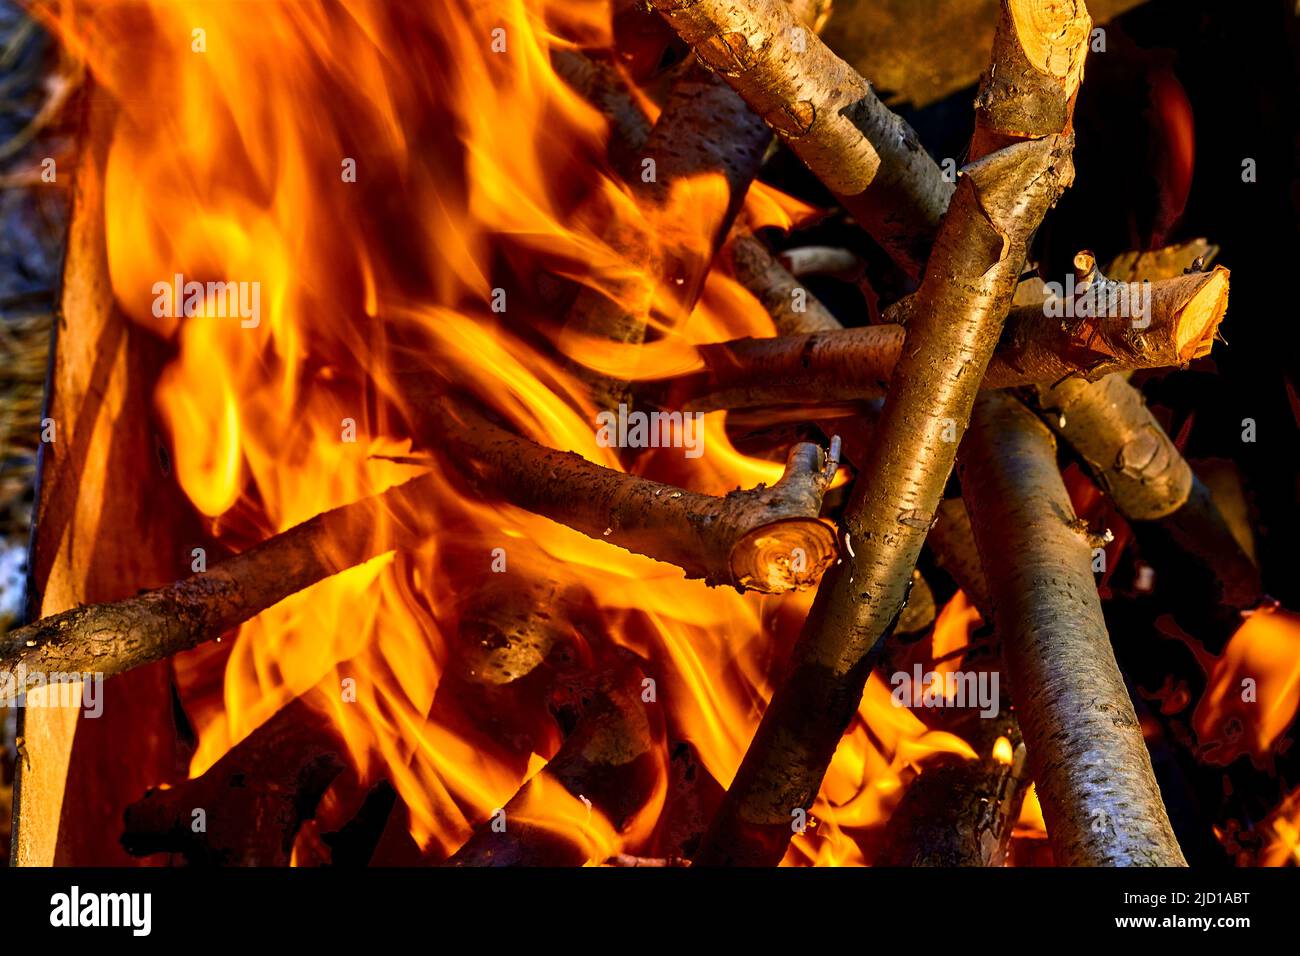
(654, 264, 1228, 411)
(0, 472, 438, 687)
(647, 0, 952, 276)
(928, 500, 993, 618)
(445, 667, 661, 866)
(777, 245, 863, 282)
(566, 0, 828, 406)
(725, 229, 842, 335)
(120, 698, 346, 866)
(958, 392, 1186, 865)
(427, 401, 840, 594)
(880, 715, 1028, 867)
(692, 1, 1087, 866)
(1030, 246, 1262, 609)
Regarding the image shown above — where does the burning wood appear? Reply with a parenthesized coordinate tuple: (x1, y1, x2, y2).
(647, 0, 950, 276)
(446, 666, 663, 866)
(120, 699, 346, 866)
(427, 401, 840, 593)
(12, 0, 1294, 876)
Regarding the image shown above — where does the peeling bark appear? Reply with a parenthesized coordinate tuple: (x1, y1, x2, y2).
(958, 392, 1186, 866)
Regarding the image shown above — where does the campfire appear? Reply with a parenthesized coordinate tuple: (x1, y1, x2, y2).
(2, 0, 1298, 870)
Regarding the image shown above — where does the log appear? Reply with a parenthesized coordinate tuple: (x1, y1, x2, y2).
(566, 0, 828, 406)
(880, 715, 1028, 867)
(725, 229, 843, 335)
(445, 667, 661, 866)
(693, 1, 1087, 866)
(958, 392, 1186, 865)
(647, 0, 952, 276)
(0, 472, 439, 688)
(427, 401, 840, 594)
(695, 136, 1076, 866)
(120, 698, 346, 866)
(1029, 245, 1262, 609)
(653, 264, 1228, 411)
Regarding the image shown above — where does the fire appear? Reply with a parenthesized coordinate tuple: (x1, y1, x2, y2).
(1194, 607, 1300, 767)
(37, 0, 979, 865)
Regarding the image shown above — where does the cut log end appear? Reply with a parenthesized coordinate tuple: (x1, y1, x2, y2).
(1009, 0, 1093, 94)
(1175, 266, 1229, 361)
(730, 517, 838, 593)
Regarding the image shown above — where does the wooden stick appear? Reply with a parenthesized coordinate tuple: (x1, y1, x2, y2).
(566, 0, 827, 407)
(958, 392, 1186, 865)
(880, 723, 1029, 867)
(693, 0, 1088, 867)
(647, 0, 952, 276)
(120, 698, 346, 866)
(445, 667, 661, 866)
(725, 229, 842, 335)
(430, 401, 840, 594)
(0, 472, 438, 687)
(695, 137, 1076, 867)
(1030, 246, 1262, 609)
(655, 265, 1227, 411)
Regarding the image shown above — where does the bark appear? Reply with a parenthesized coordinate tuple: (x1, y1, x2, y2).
(566, 0, 828, 406)
(969, 0, 1092, 158)
(120, 698, 347, 866)
(1029, 241, 1261, 608)
(693, 3, 1089, 864)
(657, 265, 1227, 411)
(551, 48, 652, 170)
(693, 135, 1076, 867)
(445, 667, 661, 866)
(880, 716, 1028, 867)
(725, 229, 842, 334)
(958, 392, 1186, 865)
(777, 245, 863, 281)
(647, 0, 952, 276)
(928, 499, 992, 617)
(1033, 373, 1262, 608)
(428, 401, 840, 594)
(0, 472, 438, 687)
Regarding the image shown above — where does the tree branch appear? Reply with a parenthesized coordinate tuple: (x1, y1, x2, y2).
(654, 263, 1227, 411)
(648, 0, 952, 276)
(958, 392, 1186, 865)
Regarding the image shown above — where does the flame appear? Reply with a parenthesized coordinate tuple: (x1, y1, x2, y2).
(1194, 607, 1300, 766)
(40, 0, 983, 865)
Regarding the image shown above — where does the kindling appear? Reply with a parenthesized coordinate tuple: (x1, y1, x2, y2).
(151, 273, 261, 328)
(595, 404, 705, 458)
(49, 886, 151, 936)
(889, 665, 1000, 719)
